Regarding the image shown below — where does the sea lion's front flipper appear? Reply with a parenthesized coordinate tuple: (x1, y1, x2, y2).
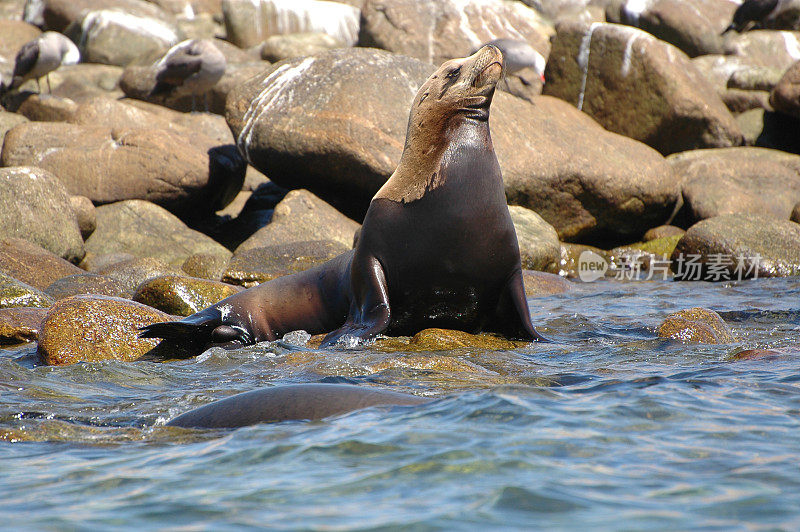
(139, 307, 254, 347)
(498, 270, 549, 342)
(320, 255, 390, 348)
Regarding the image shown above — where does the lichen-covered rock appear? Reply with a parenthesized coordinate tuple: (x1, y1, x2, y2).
(181, 252, 230, 281)
(37, 295, 176, 365)
(133, 275, 242, 316)
(508, 206, 561, 272)
(0, 273, 54, 309)
(657, 307, 734, 344)
(0, 167, 84, 262)
(85, 200, 231, 267)
(0, 238, 83, 290)
(671, 214, 800, 279)
(236, 189, 360, 253)
(0, 307, 47, 344)
(223, 240, 349, 287)
(543, 22, 742, 155)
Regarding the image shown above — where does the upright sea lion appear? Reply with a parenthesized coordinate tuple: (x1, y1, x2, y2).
(166, 383, 429, 429)
(140, 45, 546, 352)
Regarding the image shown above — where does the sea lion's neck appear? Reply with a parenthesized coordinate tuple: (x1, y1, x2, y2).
(374, 118, 491, 204)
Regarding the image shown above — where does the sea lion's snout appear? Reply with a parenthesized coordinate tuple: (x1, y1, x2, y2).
(470, 45, 504, 89)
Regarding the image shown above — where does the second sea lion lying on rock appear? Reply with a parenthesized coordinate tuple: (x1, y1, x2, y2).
(140, 45, 546, 353)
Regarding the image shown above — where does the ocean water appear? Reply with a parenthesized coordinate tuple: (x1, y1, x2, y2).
(1, 277, 799, 530)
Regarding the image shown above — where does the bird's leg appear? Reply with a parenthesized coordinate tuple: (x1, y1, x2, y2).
(36, 77, 41, 94)
(46, 74, 51, 94)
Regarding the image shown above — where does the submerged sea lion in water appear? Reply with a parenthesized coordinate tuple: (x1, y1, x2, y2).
(167, 383, 429, 429)
(140, 45, 546, 352)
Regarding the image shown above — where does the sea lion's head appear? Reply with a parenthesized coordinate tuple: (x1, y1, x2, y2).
(412, 45, 504, 126)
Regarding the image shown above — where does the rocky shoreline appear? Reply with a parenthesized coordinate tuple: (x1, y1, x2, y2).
(2, 0, 800, 365)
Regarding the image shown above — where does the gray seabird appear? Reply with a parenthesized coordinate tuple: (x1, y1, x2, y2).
(149, 39, 227, 112)
(482, 38, 546, 81)
(11, 31, 80, 93)
(722, 0, 780, 33)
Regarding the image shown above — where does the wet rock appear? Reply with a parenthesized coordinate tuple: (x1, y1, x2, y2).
(644, 225, 685, 241)
(133, 275, 242, 316)
(544, 22, 742, 155)
(64, 7, 179, 67)
(407, 328, 528, 351)
(360, 0, 552, 67)
(236, 189, 360, 253)
(96, 257, 184, 296)
(44, 273, 128, 300)
(657, 307, 734, 344)
(367, 352, 492, 374)
(0, 307, 47, 344)
(69, 195, 96, 240)
(521, 270, 572, 297)
(0, 167, 84, 262)
(729, 348, 789, 361)
(222, 0, 360, 49)
(1, 122, 245, 219)
(671, 214, 800, 279)
(770, 59, 800, 118)
(723, 30, 800, 72)
(226, 48, 679, 240)
(181, 252, 229, 281)
(554, 243, 610, 278)
(85, 200, 231, 267)
(0, 238, 83, 290)
(508, 206, 561, 272)
(0, 111, 28, 144)
(223, 240, 349, 287)
(0, 273, 54, 309)
(260, 33, 342, 62)
(606, 0, 736, 57)
(37, 295, 176, 365)
(668, 147, 800, 224)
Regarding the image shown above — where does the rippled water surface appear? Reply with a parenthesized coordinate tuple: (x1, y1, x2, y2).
(2, 278, 799, 530)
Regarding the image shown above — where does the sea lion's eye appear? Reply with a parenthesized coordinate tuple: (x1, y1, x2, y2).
(446, 67, 461, 79)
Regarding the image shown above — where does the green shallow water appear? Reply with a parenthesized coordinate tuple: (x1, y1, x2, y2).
(1, 277, 799, 530)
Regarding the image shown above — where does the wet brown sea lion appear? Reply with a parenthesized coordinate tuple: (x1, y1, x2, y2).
(140, 45, 546, 352)
(166, 383, 429, 429)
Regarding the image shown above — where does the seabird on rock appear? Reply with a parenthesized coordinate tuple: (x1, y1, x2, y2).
(722, 0, 780, 34)
(482, 38, 546, 81)
(11, 31, 80, 93)
(149, 39, 227, 112)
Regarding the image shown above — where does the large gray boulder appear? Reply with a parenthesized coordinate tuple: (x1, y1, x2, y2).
(543, 22, 743, 155)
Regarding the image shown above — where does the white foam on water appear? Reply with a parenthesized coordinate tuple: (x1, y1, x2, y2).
(263, 0, 360, 47)
(237, 57, 315, 162)
(576, 22, 601, 111)
(781, 32, 800, 61)
(81, 10, 179, 46)
(622, 0, 652, 26)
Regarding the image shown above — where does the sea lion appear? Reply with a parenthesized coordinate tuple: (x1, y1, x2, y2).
(140, 44, 546, 352)
(722, 0, 779, 34)
(166, 383, 429, 428)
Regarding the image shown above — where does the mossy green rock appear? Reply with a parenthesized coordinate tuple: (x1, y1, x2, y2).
(133, 275, 243, 316)
(657, 307, 734, 344)
(0, 272, 54, 309)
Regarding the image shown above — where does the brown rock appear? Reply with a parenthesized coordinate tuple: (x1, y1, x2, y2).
(79, 252, 136, 273)
(236, 189, 360, 253)
(508, 206, 561, 272)
(69, 195, 96, 240)
(0, 307, 47, 344)
(770, 59, 800, 119)
(1, 122, 245, 218)
(133, 275, 242, 316)
(644, 225, 685, 241)
(0, 238, 83, 290)
(407, 328, 528, 350)
(521, 270, 571, 297)
(96, 257, 184, 296)
(37, 295, 176, 365)
(729, 348, 789, 361)
(41, 64, 125, 102)
(360, 0, 552, 67)
(15, 94, 79, 122)
(44, 273, 128, 300)
(260, 33, 342, 62)
(668, 147, 800, 224)
(0, 272, 54, 309)
(181, 252, 230, 281)
(657, 307, 735, 344)
(723, 30, 800, 72)
(0, 167, 84, 262)
(0, 111, 28, 145)
(223, 240, 349, 287)
(721, 88, 771, 114)
(39, 0, 174, 32)
(543, 22, 743, 155)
